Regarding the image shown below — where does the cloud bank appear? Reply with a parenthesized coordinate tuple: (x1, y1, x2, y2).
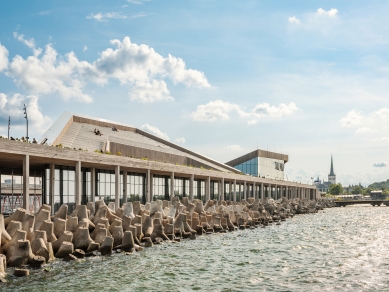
(0, 93, 51, 134)
(190, 100, 298, 124)
(140, 123, 170, 141)
(3, 34, 210, 103)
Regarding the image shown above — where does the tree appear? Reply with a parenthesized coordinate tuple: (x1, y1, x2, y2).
(352, 185, 363, 195)
(329, 183, 343, 195)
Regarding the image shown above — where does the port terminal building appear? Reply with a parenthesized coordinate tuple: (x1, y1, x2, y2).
(0, 112, 318, 214)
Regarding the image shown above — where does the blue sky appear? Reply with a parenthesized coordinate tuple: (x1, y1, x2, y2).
(0, 0, 388, 186)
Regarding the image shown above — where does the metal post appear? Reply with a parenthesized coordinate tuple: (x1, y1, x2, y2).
(8, 116, 10, 140)
(23, 155, 29, 213)
(23, 104, 29, 142)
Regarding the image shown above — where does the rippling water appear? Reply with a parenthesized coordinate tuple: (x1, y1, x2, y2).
(2, 205, 389, 291)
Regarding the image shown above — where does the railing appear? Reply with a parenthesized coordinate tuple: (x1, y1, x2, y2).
(1, 183, 42, 189)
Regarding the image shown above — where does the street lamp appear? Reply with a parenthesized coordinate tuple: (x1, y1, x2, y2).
(23, 104, 29, 142)
(8, 116, 10, 139)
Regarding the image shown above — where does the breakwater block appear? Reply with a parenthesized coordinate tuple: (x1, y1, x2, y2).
(14, 268, 29, 277)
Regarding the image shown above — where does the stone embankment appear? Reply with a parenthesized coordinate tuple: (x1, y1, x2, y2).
(0, 197, 334, 279)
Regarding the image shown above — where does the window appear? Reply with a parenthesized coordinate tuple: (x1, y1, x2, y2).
(153, 175, 169, 201)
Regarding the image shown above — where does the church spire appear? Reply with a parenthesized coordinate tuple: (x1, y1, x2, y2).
(329, 154, 335, 176)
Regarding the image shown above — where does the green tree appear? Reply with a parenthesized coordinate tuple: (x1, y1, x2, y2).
(352, 185, 363, 194)
(329, 183, 343, 195)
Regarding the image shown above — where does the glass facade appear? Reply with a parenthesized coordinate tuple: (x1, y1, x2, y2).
(234, 157, 259, 177)
(194, 179, 205, 202)
(174, 177, 189, 200)
(210, 181, 219, 200)
(125, 173, 145, 203)
(224, 182, 231, 201)
(153, 175, 169, 201)
(97, 170, 115, 206)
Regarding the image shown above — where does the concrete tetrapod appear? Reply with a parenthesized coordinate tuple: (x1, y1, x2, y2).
(55, 241, 74, 258)
(66, 216, 78, 233)
(0, 254, 6, 279)
(118, 231, 135, 252)
(73, 227, 94, 251)
(22, 214, 36, 241)
(52, 231, 73, 253)
(39, 220, 57, 242)
(53, 204, 68, 221)
(4, 230, 27, 260)
(53, 218, 67, 238)
(5, 221, 22, 238)
(99, 236, 114, 255)
(7, 240, 34, 267)
(4, 208, 26, 227)
(0, 215, 12, 245)
(31, 237, 50, 263)
(123, 202, 135, 219)
(34, 207, 51, 231)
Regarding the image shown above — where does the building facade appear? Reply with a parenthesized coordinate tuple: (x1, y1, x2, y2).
(0, 112, 318, 215)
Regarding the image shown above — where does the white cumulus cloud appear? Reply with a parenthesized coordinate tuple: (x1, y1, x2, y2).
(83, 45, 87, 52)
(288, 16, 300, 24)
(175, 137, 185, 144)
(13, 32, 42, 57)
(130, 80, 173, 103)
(190, 100, 298, 124)
(316, 8, 338, 18)
(0, 93, 51, 135)
(340, 108, 389, 140)
(339, 110, 364, 127)
(5, 34, 210, 103)
(0, 43, 8, 72)
(140, 124, 170, 141)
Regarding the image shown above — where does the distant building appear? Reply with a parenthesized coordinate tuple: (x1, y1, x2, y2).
(315, 155, 336, 194)
(225, 149, 288, 180)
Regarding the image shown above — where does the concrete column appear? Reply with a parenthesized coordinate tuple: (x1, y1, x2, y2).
(243, 181, 247, 200)
(253, 182, 256, 199)
(189, 174, 194, 201)
(233, 179, 237, 202)
(221, 178, 225, 201)
(123, 170, 127, 204)
(23, 155, 29, 213)
(286, 186, 289, 199)
(114, 165, 120, 210)
(146, 169, 151, 203)
(274, 185, 278, 200)
(229, 182, 232, 200)
(75, 161, 81, 206)
(91, 168, 96, 203)
(205, 176, 211, 201)
(260, 183, 264, 201)
(170, 172, 175, 201)
(49, 163, 55, 215)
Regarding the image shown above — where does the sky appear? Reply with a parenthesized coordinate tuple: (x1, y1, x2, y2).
(0, 0, 388, 186)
